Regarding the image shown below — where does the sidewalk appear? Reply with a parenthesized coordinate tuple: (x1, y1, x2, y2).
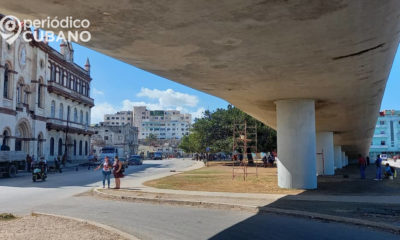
(93, 161, 400, 233)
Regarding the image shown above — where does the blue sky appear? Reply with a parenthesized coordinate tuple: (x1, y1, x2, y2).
(49, 41, 399, 124)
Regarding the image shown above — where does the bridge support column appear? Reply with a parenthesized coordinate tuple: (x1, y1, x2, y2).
(316, 132, 335, 175)
(276, 99, 316, 189)
(342, 152, 346, 167)
(334, 146, 342, 169)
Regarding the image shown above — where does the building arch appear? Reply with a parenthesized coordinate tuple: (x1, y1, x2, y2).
(49, 137, 55, 156)
(14, 118, 32, 153)
(51, 100, 56, 118)
(1, 127, 12, 150)
(58, 138, 63, 156)
(38, 77, 44, 108)
(3, 61, 13, 99)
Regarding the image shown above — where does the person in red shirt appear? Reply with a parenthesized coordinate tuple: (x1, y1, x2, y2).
(358, 154, 367, 179)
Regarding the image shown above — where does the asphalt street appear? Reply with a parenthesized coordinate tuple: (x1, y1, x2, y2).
(1, 158, 399, 240)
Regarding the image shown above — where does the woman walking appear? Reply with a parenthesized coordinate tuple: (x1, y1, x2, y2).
(95, 156, 112, 188)
(113, 156, 124, 189)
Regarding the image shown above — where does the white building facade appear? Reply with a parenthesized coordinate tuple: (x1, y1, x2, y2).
(103, 111, 132, 126)
(91, 123, 138, 157)
(133, 106, 191, 140)
(0, 21, 94, 162)
(369, 110, 400, 158)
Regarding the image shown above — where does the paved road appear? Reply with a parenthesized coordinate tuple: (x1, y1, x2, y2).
(1, 158, 399, 240)
(0, 158, 194, 214)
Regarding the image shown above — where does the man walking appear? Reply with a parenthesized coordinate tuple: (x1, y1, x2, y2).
(358, 154, 366, 179)
(374, 154, 383, 181)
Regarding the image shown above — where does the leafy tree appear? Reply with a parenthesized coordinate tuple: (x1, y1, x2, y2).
(180, 105, 276, 154)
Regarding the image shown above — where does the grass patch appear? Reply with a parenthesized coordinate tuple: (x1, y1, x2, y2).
(0, 213, 17, 221)
(144, 164, 303, 194)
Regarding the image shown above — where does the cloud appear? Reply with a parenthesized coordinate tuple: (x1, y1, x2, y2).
(137, 88, 198, 107)
(92, 88, 104, 96)
(191, 107, 205, 120)
(91, 102, 117, 123)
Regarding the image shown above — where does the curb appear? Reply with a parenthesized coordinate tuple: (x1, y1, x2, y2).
(32, 211, 140, 240)
(93, 188, 400, 235)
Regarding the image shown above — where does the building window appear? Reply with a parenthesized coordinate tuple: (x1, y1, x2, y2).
(3, 63, 10, 98)
(38, 78, 44, 108)
(79, 141, 82, 155)
(85, 141, 88, 155)
(51, 64, 56, 81)
(104, 136, 108, 140)
(380, 121, 385, 125)
(51, 101, 56, 118)
(59, 103, 64, 119)
(381, 141, 386, 146)
(74, 140, 77, 155)
(67, 106, 71, 121)
(50, 137, 54, 156)
(86, 112, 89, 125)
(58, 138, 63, 156)
(80, 110, 83, 124)
(380, 130, 385, 134)
(74, 108, 78, 122)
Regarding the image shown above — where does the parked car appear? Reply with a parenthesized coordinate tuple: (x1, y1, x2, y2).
(153, 152, 163, 160)
(128, 155, 143, 165)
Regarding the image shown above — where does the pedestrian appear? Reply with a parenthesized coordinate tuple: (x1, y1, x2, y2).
(374, 154, 383, 181)
(384, 163, 394, 180)
(26, 154, 32, 172)
(95, 156, 112, 188)
(358, 154, 366, 179)
(366, 156, 370, 166)
(113, 156, 124, 189)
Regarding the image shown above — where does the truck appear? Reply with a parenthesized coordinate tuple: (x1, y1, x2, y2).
(0, 151, 27, 177)
(99, 146, 125, 163)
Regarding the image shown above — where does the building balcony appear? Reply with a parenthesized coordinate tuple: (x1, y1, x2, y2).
(370, 145, 389, 149)
(373, 134, 387, 138)
(47, 81, 94, 107)
(46, 118, 94, 135)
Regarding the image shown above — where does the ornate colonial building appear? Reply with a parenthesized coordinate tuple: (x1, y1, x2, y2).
(0, 23, 94, 162)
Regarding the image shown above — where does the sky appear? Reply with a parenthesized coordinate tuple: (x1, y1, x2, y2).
(49, 41, 399, 124)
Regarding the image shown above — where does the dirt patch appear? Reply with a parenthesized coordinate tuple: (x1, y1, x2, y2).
(0, 214, 128, 240)
(145, 162, 303, 194)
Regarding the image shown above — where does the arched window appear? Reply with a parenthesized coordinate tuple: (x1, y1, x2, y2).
(85, 141, 88, 155)
(58, 138, 62, 156)
(73, 140, 76, 155)
(51, 101, 56, 118)
(79, 140, 82, 155)
(51, 64, 56, 81)
(67, 106, 71, 121)
(59, 103, 64, 119)
(85, 112, 89, 126)
(2, 129, 11, 148)
(74, 108, 78, 122)
(59, 69, 64, 85)
(50, 137, 54, 156)
(80, 110, 83, 124)
(55, 66, 59, 83)
(38, 78, 44, 108)
(3, 63, 9, 98)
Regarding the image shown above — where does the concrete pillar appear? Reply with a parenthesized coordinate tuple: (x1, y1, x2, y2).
(316, 132, 335, 175)
(334, 146, 342, 169)
(342, 152, 346, 167)
(276, 99, 316, 189)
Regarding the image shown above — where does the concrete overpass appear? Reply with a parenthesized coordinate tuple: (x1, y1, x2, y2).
(1, 0, 399, 189)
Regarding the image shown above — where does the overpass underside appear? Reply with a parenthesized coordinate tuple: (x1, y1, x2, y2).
(1, 0, 399, 189)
